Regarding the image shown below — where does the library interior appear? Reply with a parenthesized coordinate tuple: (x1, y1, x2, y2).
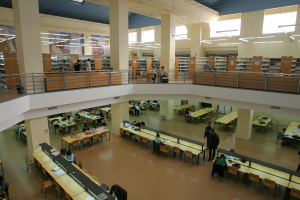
(1, 0, 300, 200)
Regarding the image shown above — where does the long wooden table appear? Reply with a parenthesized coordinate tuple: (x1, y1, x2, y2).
(215, 112, 238, 125)
(186, 107, 216, 124)
(100, 107, 111, 113)
(61, 129, 110, 150)
(78, 112, 100, 122)
(284, 122, 300, 142)
(174, 104, 194, 111)
(122, 123, 206, 165)
(252, 116, 273, 127)
(36, 143, 114, 199)
(48, 117, 63, 122)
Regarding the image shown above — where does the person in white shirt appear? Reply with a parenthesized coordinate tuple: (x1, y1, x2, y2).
(149, 66, 157, 82)
(86, 59, 91, 72)
(160, 66, 168, 82)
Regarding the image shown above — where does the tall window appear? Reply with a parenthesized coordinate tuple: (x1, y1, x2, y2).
(142, 29, 154, 42)
(263, 12, 297, 34)
(128, 32, 137, 43)
(210, 19, 241, 37)
(175, 26, 188, 40)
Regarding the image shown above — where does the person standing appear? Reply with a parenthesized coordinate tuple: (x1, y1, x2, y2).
(0, 176, 8, 199)
(86, 58, 92, 72)
(74, 60, 82, 72)
(204, 61, 211, 71)
(278, 128, 287, 146)
(207, 129, 220, 161)
(204, 122, 213, 147)
(109, 184, 127, 200)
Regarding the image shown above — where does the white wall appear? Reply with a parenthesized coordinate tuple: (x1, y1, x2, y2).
(188, 100, 200, 110)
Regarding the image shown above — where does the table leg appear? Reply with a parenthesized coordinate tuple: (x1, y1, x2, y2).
(68, 143, 71, 151)
(197, 154, 200, 165)
(203, 150, 206, 161)
(109, 131, 110, 141)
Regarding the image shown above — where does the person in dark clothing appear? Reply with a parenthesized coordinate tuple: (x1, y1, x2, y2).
(0, 176, 8, 199)
(82, 124, 90, 132)
(204, 122, 213, 147)
(207, 129, 220, 161)
(74, 60, 82, 72)
(297, 151, 300, 172)
(185, 109, 191, 122)
(109, 184, 126, 200)
(97, 111, 104, 123)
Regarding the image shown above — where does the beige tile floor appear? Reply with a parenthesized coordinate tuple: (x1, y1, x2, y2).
(0, 109, 299, 200)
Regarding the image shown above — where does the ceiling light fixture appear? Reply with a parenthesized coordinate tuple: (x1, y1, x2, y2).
(289, 35, 295, 40)
(238, 39, 249, 42)
(253, 41, 283, 44)
(239, 36, 274, 40)
(0, 33, 15, 37)
(70, 0, 85, 5)
(40, 32, 50, 35)
(218, 43, 241, 45)
(278, 24, 300, 34)
(52, 33, 69, 37)
(216, 29, 238, 37)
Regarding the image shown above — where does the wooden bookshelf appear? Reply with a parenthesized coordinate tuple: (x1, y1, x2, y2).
(42, 53, 52, 72)
(207, 56, 215, 70)
(281, 56, 296, 74)
(70, 54, 79, 71)
(131, 56, 138, 78)
(252, 56, 270, 73)
(3, 53, 19, 89)
(228, 56, 237, 72)
(189, 57, 196, 79)
(94, 55, 102, 70)
(147, 57, 152, 70)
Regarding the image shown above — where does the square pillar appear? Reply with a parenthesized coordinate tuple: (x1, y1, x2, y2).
(12, 0, 44, 92)
(159, 100, 174, 120)
(109, 0, 128, 70)
(188, 24, 204, 57)
(236, 108, 254, 140)
(111, 102, 129, 135)
(136, 28, 143, 57)
(161, 14, 175, 73)
(154, 26, 161, 57)
(26, 116, 50, 160)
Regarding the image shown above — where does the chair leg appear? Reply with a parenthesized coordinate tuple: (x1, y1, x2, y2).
(45, 188, 47, 198)
(41, 185, 43, 193)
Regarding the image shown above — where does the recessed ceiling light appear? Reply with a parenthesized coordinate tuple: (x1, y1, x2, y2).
(70, 0, 85, 5)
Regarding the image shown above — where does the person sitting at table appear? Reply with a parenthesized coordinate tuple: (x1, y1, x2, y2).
(67, 115, 73, 122)
(160, 66, 168, 82)
(65, 150, 75, 162)
(278, 128, 288, 146)
(185, 109, 192, 122)
(52, 119, 60, 129)
(97, 111, 104, 124)
(73, 126, 80, 134)
(215, 154, 227, 167)
(149, 66, 157, 82)
(109, 184, 127, 200)
(82, 124, 90, 133)
(132, 106, 140, 115)
(60, 149, 67, 157)
(227, 148, 236, 153)
(155, 133, 164, 155)
(0, 176, 8, 199)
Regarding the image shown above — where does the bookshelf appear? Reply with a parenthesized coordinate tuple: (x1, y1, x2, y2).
(79, 55, 95, 70)
(252, 56, 270, 73)
(296, 58, 300, 74)
(189, 57, 207, 78)
(152, 57, 160, 69)
(269, 58, 281, 73)
(102, 56, 110, 70)
(51, 54, 71, 72)
(178, 57, 189, 78)
(280, 56, 297, 74)
(228, 56, 237, 71)
(42, 54, 52, 72)
(229, 57, 253, 72)
(214, 57, 227, 72)
(0, 53, 19, 89)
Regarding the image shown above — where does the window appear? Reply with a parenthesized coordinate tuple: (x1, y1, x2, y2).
(142, 29, 154, 42)
(128, 32, 137, 43)
(175, 26, 188, 40)
(263, 12, 297, 34)
(210, 19, 241, 38)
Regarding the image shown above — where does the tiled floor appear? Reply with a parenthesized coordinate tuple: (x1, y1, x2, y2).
(0, 109, 299, 200)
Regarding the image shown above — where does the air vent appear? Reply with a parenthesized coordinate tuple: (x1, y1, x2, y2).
(205, 97, 212, 100)
(48, 106, 57, 110)
(114, 97, 119, 99)
(271, 106, 280, 110)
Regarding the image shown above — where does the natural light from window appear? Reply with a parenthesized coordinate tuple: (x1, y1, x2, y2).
(128, 32, 137, 43)
(142, 30, 154, 43)
(175, 26, 188, 40)
(263, 12, 297, 34)
(210, 19, 241, 37)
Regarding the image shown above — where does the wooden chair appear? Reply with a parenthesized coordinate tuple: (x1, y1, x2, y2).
(135, 135, 142, 146)
(92, 176, 98, 181)
(25, 155, 35, 174)
(39, 176, 54, 198)
(65, 192, 72, 200)
(125, 130, 131, 141)
(147, 73, 155, 82)
(146, 104, 150, 110)
(184, 150, 195, 165)
(227, 121, 235, 132)
(72, 140, 81, 152)
(196, 116, 201, 124)
(247, 173, 261, 192)
(36, 161, 42, 176)
(120, 128, 124, 137)
(92, 134, 100, 146)
(159, 145, 170, 160)
(261, 178, 276, 199)
(173, 146, 182, 161)
(100, 132, 108, 143)
(54, 181, 64, 200)
(82, 137, 90, 150)
(152, 104, 156, 110)
(89, 118, 94, 126)
(42, 167, 50, 180)
(141, 137, 150, 150)
(290, 188, 300, 199)
(214, 109, 219, 117)
(83, 168, 88, 173)
(75, 116, 80, 124)
(226, 166, 239, 183)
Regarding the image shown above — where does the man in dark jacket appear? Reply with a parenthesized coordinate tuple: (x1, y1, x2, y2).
(204, 122, 212, 146)
(109, 184, 127, 200)
(207, 129, 220, 161)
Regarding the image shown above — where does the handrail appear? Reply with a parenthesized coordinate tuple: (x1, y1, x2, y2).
(0, 69, 299, 103)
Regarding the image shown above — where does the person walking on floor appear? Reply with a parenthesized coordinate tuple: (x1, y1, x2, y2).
(204, 122, 213, 147)
(207, 129, 220, 161)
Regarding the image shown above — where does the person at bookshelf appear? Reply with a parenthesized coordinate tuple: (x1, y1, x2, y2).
(160, 66, 168, 82)
(150, 66, 157, 82)
(204, 61, 211, 71)
(74, 60, 82, 72)
(86, 58, 91, 72)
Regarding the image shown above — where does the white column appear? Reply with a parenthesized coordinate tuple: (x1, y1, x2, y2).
(111, 102, 129, 135)
(236, 108, 254, 140)
(161, 14, 175, 73)
(26, 116, 50, 160)
(12, 0, 44, 92)
(109, 0, 128, 70)
(188, 24, 204, 57)
(154, 26, 161, 57)
(159, 100, 174, 120)
(136, 28, 143, 57)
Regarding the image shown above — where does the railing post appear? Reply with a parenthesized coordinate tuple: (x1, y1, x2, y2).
(297, 79, 300, 94)
(110, 73, 112, 85)
(193, 71, 195, 84)
(128, 71, 129, 84)
(88, 73, 91, 87)
(32, 74, 35, 93)
(63, 74, 66, 90)
(184, 70, 186, 83)
(237, 75, 239, 88)
(19, 74, 23, 95)
(213, 74, 216, 86)
(265, 77, 267, 91)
